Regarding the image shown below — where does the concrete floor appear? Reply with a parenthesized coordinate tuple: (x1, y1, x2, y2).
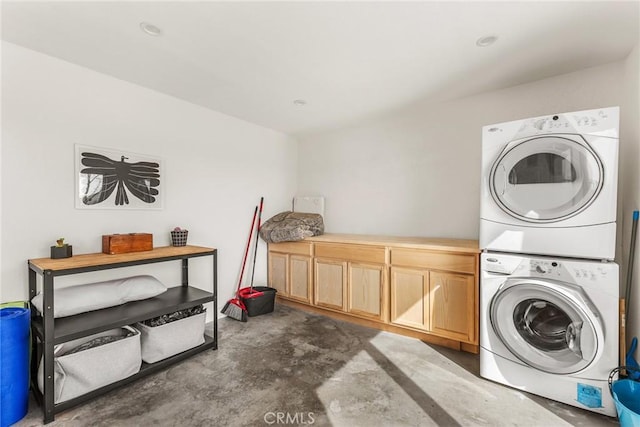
(17, 305, 619, 426)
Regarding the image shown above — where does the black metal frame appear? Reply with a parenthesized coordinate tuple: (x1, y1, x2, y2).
(27, 248, 218, 424)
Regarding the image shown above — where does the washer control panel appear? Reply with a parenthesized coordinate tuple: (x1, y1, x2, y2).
(482, 253, 617, 288)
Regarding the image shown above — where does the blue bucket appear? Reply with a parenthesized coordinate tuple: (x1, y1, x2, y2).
(0, 304, 30, 427)
(609, 367, 640, 427)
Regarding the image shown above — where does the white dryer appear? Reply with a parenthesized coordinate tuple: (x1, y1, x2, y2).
(480, 106, 619, 260)
(480, 252, 619, 416)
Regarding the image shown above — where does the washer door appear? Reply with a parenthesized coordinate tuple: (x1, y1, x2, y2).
(489, 135, 603, 223)
(490, 278, 602, 374)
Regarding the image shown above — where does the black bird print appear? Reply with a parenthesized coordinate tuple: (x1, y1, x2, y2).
(80, 152, 160, 205)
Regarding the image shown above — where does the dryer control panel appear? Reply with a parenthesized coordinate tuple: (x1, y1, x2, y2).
(484, 106, 620, 141)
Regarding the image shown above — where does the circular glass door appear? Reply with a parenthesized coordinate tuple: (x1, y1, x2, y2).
(489, 136, 603, 222)
(490, 279, 601, 374)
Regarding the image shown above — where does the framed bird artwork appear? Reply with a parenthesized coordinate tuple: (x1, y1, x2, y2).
(75, 145, 164, 209)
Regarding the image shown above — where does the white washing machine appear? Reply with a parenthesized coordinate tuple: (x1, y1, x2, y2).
(480, 106, 619, 260)
(480, 252, 619, 416)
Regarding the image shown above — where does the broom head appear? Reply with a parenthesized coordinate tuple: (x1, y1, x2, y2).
(221, 298, 248, 322)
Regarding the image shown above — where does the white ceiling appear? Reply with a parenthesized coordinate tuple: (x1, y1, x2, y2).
(2, 1, 639, 137)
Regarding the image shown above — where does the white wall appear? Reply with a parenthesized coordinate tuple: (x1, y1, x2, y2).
(1, 42, 298, 320)
(298, 60, 626, 240)
(298, 58, 639, 340)
(620, 44, 640, 349)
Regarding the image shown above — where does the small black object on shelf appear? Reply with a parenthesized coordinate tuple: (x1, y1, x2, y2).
(51, 245, 73, 259)
(50, 237, 72, 259)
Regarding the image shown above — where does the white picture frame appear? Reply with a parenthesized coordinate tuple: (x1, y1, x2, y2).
(75, 144, 164, 210)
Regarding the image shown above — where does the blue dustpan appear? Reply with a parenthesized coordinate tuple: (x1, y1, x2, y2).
(626, 337, 640, 380)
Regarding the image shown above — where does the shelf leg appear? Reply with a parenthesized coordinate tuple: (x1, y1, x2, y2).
(182, 259, 189, 286)
(213, 249, 218, 350)
(43, 271, 55, 423)
(28, 268, 40, 404)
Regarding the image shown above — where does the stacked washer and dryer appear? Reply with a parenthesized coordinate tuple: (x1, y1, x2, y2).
(479, 107, 620, 416)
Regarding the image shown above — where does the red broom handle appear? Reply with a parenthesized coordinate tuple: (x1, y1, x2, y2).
(236, 205, 258, 294)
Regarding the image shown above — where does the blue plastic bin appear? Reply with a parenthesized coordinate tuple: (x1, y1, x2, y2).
(0, 303, 30, 427)
(609, 367, 640, 427)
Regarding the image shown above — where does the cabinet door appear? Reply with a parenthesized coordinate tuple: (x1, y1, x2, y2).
(390, 267, 428, 330)
(314, 259, 347, 311)
(428, 271, 475, 342)
(268, 252, 288, 296)
(289, 256, 312, 303)
(348, 263, 386, 321)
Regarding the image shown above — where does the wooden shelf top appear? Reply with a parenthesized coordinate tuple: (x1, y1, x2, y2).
(306, 234, 479, 254)
(29, 245, 216, 272)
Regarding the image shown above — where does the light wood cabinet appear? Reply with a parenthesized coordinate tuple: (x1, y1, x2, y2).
(429, 271, 475, 342)
(348, 263, 387, 320)
(314, 243, 388, 322)
(267, 242, 313, 304)
(391, 248, 476, 274)
(390, 247, 478, 346)
(390, 267, 429, 330)
(289, 256, 312, 302)
(267, 234, 479, 353)
(268, 252, 288, 295)
(314, 258, 347, 310)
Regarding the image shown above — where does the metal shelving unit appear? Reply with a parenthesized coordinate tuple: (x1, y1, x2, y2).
(27, 245, 217, 424)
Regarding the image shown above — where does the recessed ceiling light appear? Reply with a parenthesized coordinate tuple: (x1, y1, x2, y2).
(293, 99, 307, 106)
(140, 22, 162, 37)
(476, 35, 498, 47)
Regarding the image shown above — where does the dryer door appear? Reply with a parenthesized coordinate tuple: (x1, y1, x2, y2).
(489, 135, 603, 223)
(490, 278, 603, 374)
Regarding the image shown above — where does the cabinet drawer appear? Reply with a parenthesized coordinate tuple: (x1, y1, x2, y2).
(391, 248, 476, 274)
(315, 243, 386, 264)
(268, 241, 313, 256)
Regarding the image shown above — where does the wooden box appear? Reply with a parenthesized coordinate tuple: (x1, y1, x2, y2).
(102, 233, 153, 255)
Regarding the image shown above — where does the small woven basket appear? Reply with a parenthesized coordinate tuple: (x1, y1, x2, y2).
(170, 230, 188, 247)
